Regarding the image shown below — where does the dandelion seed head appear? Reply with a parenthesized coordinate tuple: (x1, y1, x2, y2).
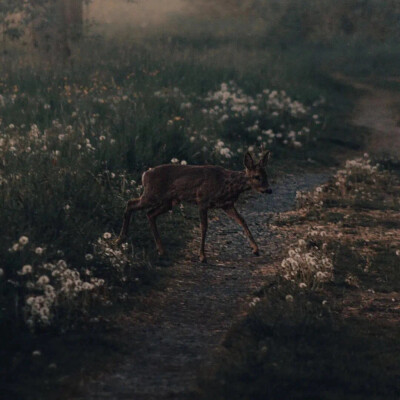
(299, 282, 307, 289)
(21, 264, 33, 275)
(19, 236, 29, 245)
(35, 247, 44, 255)
(285, 294, 294, 303)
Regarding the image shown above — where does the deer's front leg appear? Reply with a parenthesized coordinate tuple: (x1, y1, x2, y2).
(224, 206, 259, 256)
(115, 197, 146, 245)
(147, 204, 171, 256)
(199, 208, 208, 263)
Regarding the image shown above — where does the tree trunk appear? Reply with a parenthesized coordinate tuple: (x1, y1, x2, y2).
(66, 0, 84, 41)
(56, 0, 83, 61)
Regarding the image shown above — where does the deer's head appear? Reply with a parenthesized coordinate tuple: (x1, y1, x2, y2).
(244, 151, 272, 194)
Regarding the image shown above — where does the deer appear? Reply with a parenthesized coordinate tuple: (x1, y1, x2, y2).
(115, 151, 272, 263)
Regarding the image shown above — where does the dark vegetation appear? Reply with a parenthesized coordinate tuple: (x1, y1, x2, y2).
(1, 0, 400, 398)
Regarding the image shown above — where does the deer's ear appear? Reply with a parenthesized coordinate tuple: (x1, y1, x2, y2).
(244, 151, 254, 170)
(259, 151, 271, 168)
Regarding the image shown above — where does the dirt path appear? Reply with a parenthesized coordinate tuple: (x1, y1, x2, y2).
(74, 173, 328, 400)
(334, 75, 400, 156)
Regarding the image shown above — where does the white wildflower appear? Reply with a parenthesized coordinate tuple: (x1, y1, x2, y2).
(82, 282, 94, 290)
(35, 247, 44, 255)
(285, 294, 294, 303)
(37, 275, 50, 285)
(26, 297, 35, 306)
(19, 236, 29, 246)
(315, 271, 325, 281)
(299, 282, 307, 289)
(21, 265, 33, 275)
(11, 243, 20, 252)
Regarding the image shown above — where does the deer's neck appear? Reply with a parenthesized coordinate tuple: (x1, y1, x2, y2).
(230, 170, 251, 195)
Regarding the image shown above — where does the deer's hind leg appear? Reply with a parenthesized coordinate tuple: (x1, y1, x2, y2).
(147, 203, 172, 256)
(223, 205, 259, 256)
(116, 197, 149, 244)
(199, 208, 208, 263)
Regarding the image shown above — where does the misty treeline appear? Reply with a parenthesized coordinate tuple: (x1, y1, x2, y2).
(1, 0, 400, 59)
(193, 0, 400, 43)
(1, 0, 85, 58)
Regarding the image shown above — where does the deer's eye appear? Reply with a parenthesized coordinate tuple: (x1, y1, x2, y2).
(254, 176, 261, 180)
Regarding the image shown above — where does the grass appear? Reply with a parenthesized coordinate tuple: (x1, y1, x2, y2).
(199, 156, 400, 399)
(0, 13, 374, 399)
(199, 280, 400, 400)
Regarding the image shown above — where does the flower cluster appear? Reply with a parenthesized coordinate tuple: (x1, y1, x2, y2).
(280, 234, 333, 290)
(92, 236, 137, 284)
(3, 235, 106, 330)
(201, 82, 321, 148)
(154, 81, 325, 164)
(0, 121, 117, 167)
(333, 154, 385, 196)
(296, 154, 389, 209)
(22, 258, 104, 329)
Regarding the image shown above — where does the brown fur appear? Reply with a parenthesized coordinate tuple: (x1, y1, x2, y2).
(116, 151, 272, 263)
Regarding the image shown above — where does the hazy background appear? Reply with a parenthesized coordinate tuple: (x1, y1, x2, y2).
(89, 0, 190, 31)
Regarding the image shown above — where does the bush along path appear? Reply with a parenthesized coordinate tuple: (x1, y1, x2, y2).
(74, 172, 329, 400)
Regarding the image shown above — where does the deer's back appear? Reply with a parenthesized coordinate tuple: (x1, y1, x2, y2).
(142, 164, 232, 206)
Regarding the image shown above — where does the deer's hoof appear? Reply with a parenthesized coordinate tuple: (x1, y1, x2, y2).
(252, 249, 260, 256)
(199, 255, 207, 264)
(157, 248, 166, 256)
